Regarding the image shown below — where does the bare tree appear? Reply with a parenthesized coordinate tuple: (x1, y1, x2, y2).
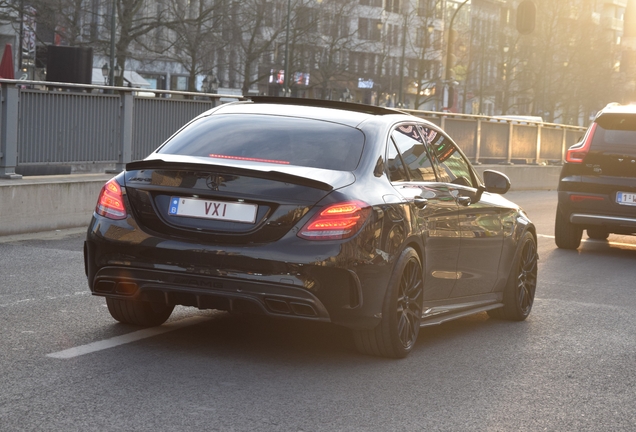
(40, 0, 94, 46)
(139, 0, 225, 92)
(220, 0, 287, 96)
(299, 0, 360, 100)
(411, 0, 443, 110)
(508, 0, 619, 123)
(236, 0, 280, 95)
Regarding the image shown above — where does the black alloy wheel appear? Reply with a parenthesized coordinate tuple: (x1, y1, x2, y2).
(396, 257, 423, 350)
(106, 297, 175, 327)
(353, 248, 424, 358)
(488, 232, 538, 321)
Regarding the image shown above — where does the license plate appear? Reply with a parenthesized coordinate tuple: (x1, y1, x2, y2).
(616, 192, 636, 206)
(168, 197, 257, 223)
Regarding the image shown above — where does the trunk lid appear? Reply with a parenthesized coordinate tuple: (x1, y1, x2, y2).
(123, 156, 356, 244)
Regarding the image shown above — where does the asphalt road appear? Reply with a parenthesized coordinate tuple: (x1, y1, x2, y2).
(1, 190, 635, 431)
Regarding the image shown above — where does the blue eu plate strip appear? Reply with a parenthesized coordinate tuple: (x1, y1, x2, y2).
(169, 197, 180, 215)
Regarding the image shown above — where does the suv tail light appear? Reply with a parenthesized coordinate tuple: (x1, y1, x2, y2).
(566, 123, 597, 163)
(569, 194, 604, 202)
(96, 179, 127, 220)
(298, 201, 371, 240)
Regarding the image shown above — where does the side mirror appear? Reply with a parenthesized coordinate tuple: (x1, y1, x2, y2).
(483, 170, 511, 195)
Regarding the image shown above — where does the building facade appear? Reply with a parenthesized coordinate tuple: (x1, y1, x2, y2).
(0, 0, 631, 122)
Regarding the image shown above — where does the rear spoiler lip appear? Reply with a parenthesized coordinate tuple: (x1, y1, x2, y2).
(126, 158, 338, 191)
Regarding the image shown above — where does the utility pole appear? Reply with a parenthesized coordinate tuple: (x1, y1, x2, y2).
(283, 0, 292, 97)
(109, 0, 116, 87)
(398, 9, 408, 108)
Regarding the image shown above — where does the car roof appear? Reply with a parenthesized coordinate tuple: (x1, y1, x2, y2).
(596, 103, 636, 119)
(211, 97, 408, 128)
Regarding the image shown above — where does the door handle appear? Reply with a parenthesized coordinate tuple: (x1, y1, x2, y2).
(413, 196, 428, 209)
(456, 196, 472, 206)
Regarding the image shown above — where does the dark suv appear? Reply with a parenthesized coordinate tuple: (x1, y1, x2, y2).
(556, 103, 636, 249)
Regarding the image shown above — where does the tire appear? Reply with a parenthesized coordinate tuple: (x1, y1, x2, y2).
(554, 204, 582, 249)
(353, 248, 424, 359)
(488, 232, 538, 321)
(587, 228, 609, 240)
(106, 297, 174, 327)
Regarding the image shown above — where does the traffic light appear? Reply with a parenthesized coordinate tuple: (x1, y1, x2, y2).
(517, 0, 536, 35)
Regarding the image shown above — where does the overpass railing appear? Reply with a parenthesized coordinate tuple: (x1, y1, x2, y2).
(0, 80, 586, 179)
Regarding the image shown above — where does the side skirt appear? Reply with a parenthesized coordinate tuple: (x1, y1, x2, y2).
(420, 303, 504, 327)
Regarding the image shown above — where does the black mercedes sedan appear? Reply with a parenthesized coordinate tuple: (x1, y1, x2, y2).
(84, 97, 538, 358)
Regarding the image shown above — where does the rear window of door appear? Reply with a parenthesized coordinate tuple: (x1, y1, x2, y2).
(389, 124, 437, 182)
(421, 126, 477, 187)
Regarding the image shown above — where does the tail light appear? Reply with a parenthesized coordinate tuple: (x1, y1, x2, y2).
(96, 178, 127, 220)
(566, 122, 597, 163)
(298, 201, 371, 240)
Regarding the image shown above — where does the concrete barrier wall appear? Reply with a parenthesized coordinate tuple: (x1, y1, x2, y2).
(473, 165, 561, 191)
(0, 166, 561, 237)
(0, 174, 112, 236)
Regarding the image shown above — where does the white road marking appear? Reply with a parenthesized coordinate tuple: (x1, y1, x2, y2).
(46, 315, 211, 359)
(537, 234, 636, 249)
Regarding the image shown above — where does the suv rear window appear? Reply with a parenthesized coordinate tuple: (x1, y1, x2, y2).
(157, 114, 365, 171)
(592, 114, 636, 153)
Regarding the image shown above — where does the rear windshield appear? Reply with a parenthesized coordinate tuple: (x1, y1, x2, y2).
(592, 114, 636, 152)
(157, 114, 365, 171)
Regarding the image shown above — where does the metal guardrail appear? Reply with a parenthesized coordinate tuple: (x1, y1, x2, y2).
(403, 109, 586, 165)
(0, 79, 586, 179)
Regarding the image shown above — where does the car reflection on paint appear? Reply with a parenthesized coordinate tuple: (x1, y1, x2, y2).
(84, 97, 538, 358)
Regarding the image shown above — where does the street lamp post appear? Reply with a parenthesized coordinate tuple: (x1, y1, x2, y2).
(397, 9, 408, 108)
(414, 23, 435, 109)
(109, 0, 116, 88)
(501, 44, 509, 113)
(443, 0, 470, 111)
(101, 62, 121, 91)
(101, 63, 109, 85)
(283, 0, 292, 97)
(376, 14, 386, 106)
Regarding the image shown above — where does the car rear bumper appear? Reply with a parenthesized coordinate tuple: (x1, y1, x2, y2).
(558, 190, 636, 233)
(92, 266, 333, 322)
(84, 216, 395, 330)
(569, 213, 636, 231)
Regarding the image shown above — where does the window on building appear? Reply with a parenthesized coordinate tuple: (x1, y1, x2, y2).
(417, 0, 434, 17)
(171, 75, 189, 91)
(351, 52, 359, 73)
(386, 0, 401, 13)
(358, 18, 381, 40)
(409, 59, 418, 77)
(369, 54, 376, 75)
(388, 24, 400, 46)
(416, 26, 434, 48)
(358, 17, 368, 39)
